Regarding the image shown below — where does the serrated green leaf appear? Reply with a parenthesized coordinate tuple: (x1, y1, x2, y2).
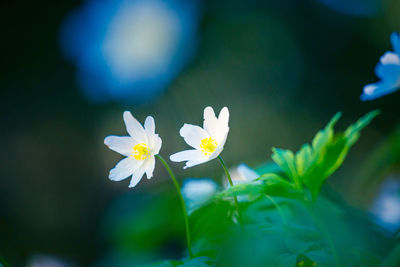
(271, 111, 379, 199)
(295, 144, 313, 176)
(344, 110, 380, 146)
(271, 148, 301, 188)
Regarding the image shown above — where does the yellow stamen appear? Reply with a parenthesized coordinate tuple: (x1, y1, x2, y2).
(131, 143, 150, 160)
(200, 137, 218, 155)
(297, 261, 304, 266)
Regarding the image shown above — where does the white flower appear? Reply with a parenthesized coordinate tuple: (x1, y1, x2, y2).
(223, 164, 259, 188)
(104, 111, 162, 188)
(182, 178, 218, 213)
(170, 106, 229, 168)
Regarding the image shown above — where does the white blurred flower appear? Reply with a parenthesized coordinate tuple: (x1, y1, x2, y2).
(170, 107, 229, 169)
(223, 164, 259, 188)
(182, 178, 218, 213)
(104, 111, 162, 188)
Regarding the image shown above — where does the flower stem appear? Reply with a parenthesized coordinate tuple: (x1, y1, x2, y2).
(217, 156, 243, 226)
(155, 154, 193, 258)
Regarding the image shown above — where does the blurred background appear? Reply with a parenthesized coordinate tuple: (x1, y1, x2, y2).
(1, 0, 400, 266)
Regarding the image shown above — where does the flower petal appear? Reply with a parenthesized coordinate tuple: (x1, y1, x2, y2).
(144, 116, 155, 135)
(145, 157, 156, 179)
(218, 107, 229, 127)
(104, 135, 136, 156)
(109, 157, 139, 181)
(129, 162, 147, 188)
(123, 111, 147, 143)
(361, 82, 399, 101)
(170, 149, 200, 162)
(179, 123, 209, 149)
(170, 149, 209, 169)
(214, 107, 230, 147)
(391, 32, 400, 55)
(375, 63, 400, 82)
(151, 134, 162, 155)
(380, 52, 400, 65)
(184, 157, 210, 169)
(203, 106, 219, 138)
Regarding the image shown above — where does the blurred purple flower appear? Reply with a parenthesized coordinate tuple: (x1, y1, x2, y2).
(361, 33, 400, 101)
(60, 0, 200, 103)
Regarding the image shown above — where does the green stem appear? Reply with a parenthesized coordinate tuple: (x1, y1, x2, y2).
(155, 154, 193, 258)
(217, 156, 243, 226)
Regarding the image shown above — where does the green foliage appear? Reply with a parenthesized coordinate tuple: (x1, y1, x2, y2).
(215, 173, 305, 200)
(103, 111, 395, 267)
(145, 257, 212, 267)
(272, 110, 380, 199)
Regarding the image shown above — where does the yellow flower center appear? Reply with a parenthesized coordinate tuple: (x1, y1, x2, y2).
(200, 137, 218, 155)
(132, 143, 150, 160)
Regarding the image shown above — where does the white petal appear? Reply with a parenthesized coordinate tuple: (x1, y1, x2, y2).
(184, 158, 210, 169)
(170, 149, 206, 162)
(123, 111, 147, 143)
(109, 157, 139, 181)
(179, 124, 209, 149)
(104, 135, 136, 156)
(151, 134, 162, 154)
(145, 157, 156, 179)
(380, 52, 400, 65)
(170, 149, 209, 169)
(215, 107, 230, 147)
(203, 106, 219, 138)
(144, 116, 158, 150)
(207, 146, 224, 161)
(218, 107, 229, 126)
(129, 162, 147, 188)
(144, 116, 155, 135)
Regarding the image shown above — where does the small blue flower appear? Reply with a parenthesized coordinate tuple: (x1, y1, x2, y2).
(361, 32, 400, 101)
(59, 0, 200, 103)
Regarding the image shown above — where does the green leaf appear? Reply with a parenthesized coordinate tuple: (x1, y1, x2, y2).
(141, 260, 182, 267)
(215, 173, 304, 200)
(271, 111, 379, 199)
(275, 253, 297, 266)
(271, 148, 300, 188)
(181, 256, 212, 266)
